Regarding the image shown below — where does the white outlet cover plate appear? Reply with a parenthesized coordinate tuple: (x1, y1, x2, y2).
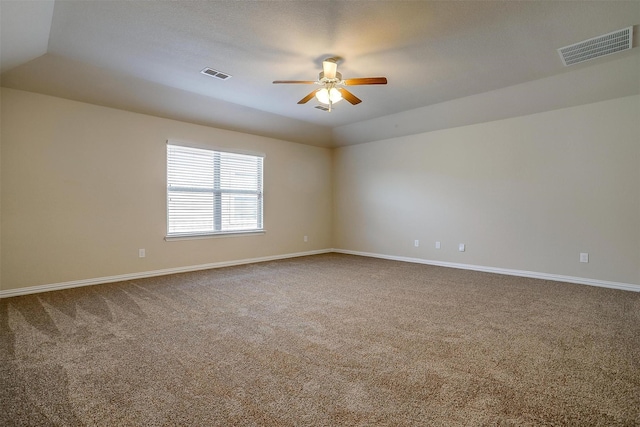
(458, 244, 465, 252)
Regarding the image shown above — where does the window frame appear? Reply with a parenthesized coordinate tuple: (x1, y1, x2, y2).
(165, 142, 265, 240)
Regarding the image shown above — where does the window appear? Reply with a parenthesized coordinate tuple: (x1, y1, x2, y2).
(167, 144, 263, 237)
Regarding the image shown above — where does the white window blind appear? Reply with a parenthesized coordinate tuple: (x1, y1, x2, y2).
(167, 144, 263, 237)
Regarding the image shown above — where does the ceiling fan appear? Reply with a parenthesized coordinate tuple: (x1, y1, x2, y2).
(273, 58, 387, 111)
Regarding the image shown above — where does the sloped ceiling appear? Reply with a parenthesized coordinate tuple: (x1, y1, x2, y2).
(1, 1, 639, 147)
(0, 0, 54, 73)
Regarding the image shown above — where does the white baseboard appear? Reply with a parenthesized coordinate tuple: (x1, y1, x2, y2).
(332, 248, 640, 293)
(0, 249, 332, 298)
(3, 248, 637, 298)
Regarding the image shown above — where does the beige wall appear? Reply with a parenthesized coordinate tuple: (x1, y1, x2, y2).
(334, 95, 640, 285)
(1, 88, 333, 291)
(2, 88, 639, 292)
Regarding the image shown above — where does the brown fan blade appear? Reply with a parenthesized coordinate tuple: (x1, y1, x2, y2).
(273, 80, 316, 84)
(297, 90, 318, 104)
(337, 88, 362, 105)
(343, 77, 387, 85)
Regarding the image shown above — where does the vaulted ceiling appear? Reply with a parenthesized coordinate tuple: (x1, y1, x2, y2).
(1, 1, 639, 147)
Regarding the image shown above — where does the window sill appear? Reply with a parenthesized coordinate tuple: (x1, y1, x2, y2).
(165, 230, 266, 241)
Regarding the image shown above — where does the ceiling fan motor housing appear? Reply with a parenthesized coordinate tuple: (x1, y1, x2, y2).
(319, 71, 342, 83)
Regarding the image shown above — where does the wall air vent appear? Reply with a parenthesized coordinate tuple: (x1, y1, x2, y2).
(558, 26, 633, 66)
(315, 105, 330, 111)
(200, 67, 232, 80)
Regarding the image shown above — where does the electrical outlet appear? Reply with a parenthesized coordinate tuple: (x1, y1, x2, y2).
(435, 241, 441, 249)
(414, 240, 419, 247)
(304, 235, 308, 242)
(580, 252, 589, 263)
(139, 248, 146, 258)
(458, 243, 465, 252)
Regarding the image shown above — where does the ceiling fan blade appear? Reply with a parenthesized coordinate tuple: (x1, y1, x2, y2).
(337, 88, 362, 105)
(273, 80, 316, 84)
(297, 90, 318, 104)
(322, 59, 338, 79)
(343, 77, 387, 85)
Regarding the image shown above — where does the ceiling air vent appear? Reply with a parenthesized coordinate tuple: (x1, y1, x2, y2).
(314, 105, 330, 112)
(558, 26, 633, 66)
(200, 67, 232, 80)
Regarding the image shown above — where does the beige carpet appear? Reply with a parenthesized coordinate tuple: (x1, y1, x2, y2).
(1, 253, 638, 426)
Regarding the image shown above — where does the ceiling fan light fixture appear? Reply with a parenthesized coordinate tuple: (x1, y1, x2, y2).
(315, 87, 342, 105)
(274, 57, 387, 107)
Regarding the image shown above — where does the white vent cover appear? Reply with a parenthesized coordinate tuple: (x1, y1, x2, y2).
(558, 26, 633, 66)
(314, 105, 330, 111)
(200, 68, 232, 80)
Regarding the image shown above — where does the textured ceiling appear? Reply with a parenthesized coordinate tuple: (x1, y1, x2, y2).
(1, 1, 639, 147)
